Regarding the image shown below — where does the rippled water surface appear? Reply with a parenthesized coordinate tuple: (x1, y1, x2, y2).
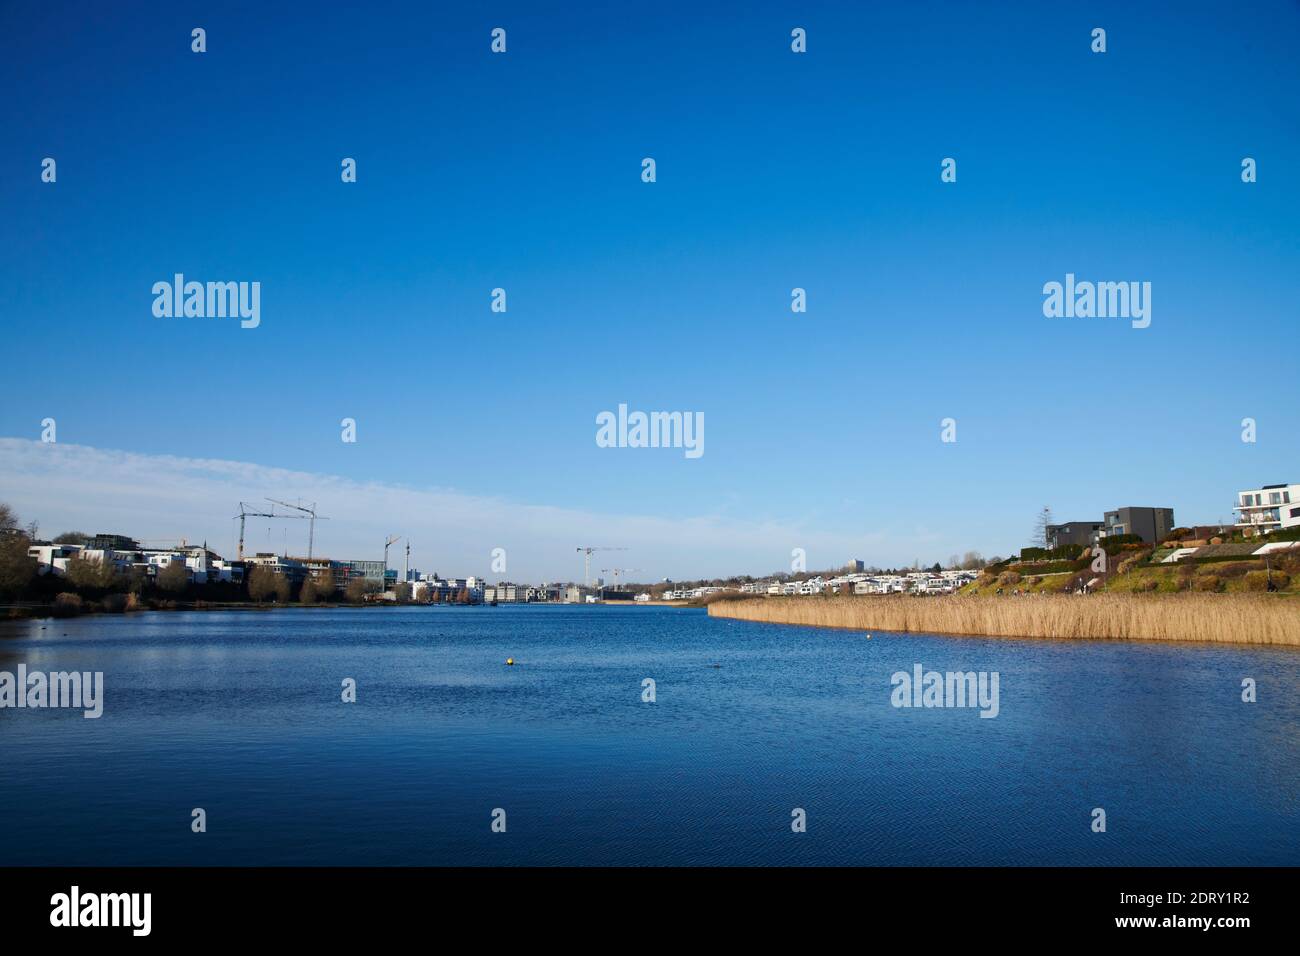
(2, 605, 1297, 865)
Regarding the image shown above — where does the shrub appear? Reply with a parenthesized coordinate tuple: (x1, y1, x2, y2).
(52, 592, 84, 617)
(1211, 561, 1259, 579)
(997, 571, 1021, 586)
(1013, 559, 1089, 575)
(345, 578, 379, 603)
(1020, 545, 1085, 562)
(1194, 575, 1222, 592)
(1243, 570, 1291, 592)
(156, 561, 188, 593)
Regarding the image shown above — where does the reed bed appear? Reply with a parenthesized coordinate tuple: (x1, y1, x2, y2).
(707, 594, 1300, 646)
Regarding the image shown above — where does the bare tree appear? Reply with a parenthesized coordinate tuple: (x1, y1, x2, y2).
(0, 504, 37, 597)
(157, 561, 188, 593)
(1031, 506, 1054, 549)
(248, 565, 289, 603)
(345, 577, 378, 603)
(65, 554, 120, 590)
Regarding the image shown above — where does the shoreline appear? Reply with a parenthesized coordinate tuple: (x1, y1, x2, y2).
(707, 593, 1300, 647)
(2, 598, 700, 621)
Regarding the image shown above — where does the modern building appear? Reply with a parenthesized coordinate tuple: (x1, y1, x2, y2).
(1235, 483, 1300, 534)
(347, 559, 386, 585)
(1044, 522, 1103, 550)
(26, 543, 83, 574)
(243, 553, 308, 584)
(1100, 507, 1175, 544)
(85, 533, 139, 551)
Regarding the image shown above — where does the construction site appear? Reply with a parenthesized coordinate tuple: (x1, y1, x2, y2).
(19, 496, 650, 607)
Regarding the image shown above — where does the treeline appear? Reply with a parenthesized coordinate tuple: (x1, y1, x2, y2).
(0, 502, 383, 613)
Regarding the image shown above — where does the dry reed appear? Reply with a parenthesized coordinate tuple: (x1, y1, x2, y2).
(707, 594, 1300, 646)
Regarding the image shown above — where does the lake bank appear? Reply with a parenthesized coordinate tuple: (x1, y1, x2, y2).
(3, 604, 1297, 865)
(707, 593, 1300, 647)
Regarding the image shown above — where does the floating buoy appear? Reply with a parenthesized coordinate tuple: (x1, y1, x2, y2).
(506, 658, 514, 666)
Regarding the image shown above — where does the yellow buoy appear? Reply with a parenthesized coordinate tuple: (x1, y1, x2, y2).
(506, 658, 514, 666)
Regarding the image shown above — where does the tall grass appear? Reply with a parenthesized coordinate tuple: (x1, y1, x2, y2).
(708, 594, 1300, 646)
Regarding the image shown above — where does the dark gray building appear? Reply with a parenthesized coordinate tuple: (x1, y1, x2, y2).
(1102, 507, 1175, 543)
(1044, 522, 1103, 550)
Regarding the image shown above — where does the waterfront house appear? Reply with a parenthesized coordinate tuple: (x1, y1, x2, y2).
(1235, 483, 1300, 535)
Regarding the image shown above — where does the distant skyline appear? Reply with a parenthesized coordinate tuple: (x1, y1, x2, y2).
(2, 2, 1297, 578)
(0, 438, 1277, 582)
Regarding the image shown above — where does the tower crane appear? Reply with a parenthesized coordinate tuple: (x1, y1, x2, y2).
(384, 535, 402, 587)
(600, 568, 643, 592)
(576, 546, 626, 587)
(234, 502, 312, 561)
(265, 498, 330, 560)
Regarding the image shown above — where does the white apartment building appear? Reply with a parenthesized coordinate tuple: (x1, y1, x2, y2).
(1235, 483, 1300, 534)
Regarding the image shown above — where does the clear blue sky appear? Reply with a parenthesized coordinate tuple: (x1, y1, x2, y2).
(1, 1, 1297, 577)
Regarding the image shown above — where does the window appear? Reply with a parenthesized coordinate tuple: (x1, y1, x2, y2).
(1270, 493, 1281, 505)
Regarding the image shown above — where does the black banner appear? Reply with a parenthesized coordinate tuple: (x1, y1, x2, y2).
(0, 866, 1283, 941)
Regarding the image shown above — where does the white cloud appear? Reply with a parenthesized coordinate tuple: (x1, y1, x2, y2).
(0, 438, 887, 581)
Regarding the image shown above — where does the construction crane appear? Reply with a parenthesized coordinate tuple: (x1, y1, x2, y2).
(234, 502, 312, 561)
(600, 568, 643, 591)
(383, 535, 402, 587)
(265, 498, 330, 560)
(576, 546, 626, 587)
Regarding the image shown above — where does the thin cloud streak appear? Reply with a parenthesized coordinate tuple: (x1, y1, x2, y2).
(0, 438, 890, 581)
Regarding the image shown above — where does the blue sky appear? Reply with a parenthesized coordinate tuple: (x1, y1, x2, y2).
(1, 1, 1297, 579)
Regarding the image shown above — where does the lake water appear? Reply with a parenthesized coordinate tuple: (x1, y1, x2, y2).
(1, 605, 1297, 866)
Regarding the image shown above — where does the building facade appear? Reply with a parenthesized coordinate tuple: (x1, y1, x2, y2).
(1044, 522, 1103, 550)
(1235, 483, 1300, 534)
(1101, 507, 1175, 543)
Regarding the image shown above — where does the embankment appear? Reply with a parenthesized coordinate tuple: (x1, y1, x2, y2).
(707, 594, 1300, 646)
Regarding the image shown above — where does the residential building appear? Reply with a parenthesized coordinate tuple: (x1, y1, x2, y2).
(1235, 483, 1300, 534)
(85, 533, 139, 551)
(1044, 522, 1103, 550)
(243, 553, 308, 584)
(1100, 507, 1175, 543)
(27, 543, 83, 575)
